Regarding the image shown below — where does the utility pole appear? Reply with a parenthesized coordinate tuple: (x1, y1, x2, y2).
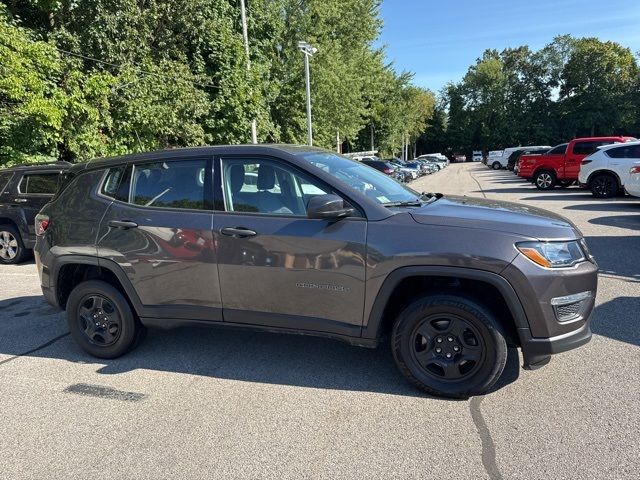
(336, 129, 340, 153)
(298, 41, 317, 146)
(240, 0, 257, 144)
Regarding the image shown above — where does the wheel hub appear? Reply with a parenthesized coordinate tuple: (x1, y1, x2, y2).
(78, 295, 121, 346)
(412, 314, 484, 381)
(0, 231, 18, 260)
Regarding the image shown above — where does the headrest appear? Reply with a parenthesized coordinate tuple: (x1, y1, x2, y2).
(229, 164, 245, 194)
(257, 164, 276, 190)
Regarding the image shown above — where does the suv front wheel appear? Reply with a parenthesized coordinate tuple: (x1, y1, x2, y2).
(67, 280, 145, 358)
(391, 295, 507, 398)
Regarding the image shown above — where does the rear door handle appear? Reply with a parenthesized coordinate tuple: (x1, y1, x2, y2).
(108, 220, 138, 229)
(220, 227, 257, 238)
(13, 198, 27, 203)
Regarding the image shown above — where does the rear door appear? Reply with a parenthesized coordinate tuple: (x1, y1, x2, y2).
(606, 144, 640, 184)
(567, 140, 617, 179)
(97, 156, 222, 322)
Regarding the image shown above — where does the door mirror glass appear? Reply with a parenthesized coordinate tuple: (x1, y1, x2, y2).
(306, 194, 354, 219)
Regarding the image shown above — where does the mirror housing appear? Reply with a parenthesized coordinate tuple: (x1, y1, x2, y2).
(307, 194, 354, 219)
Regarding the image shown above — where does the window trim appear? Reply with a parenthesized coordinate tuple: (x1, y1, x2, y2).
(215, 154, 366, 220)
(0, 171, 14, 194)
(16, 171, 64, 196)
(100, 157, 214, 213)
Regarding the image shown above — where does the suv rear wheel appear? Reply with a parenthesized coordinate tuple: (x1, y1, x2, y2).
(0, 225, 29, 264)
(491, 162, 501, 170)
(67, 280, 144, 358)
(534, 170, 556, 190)
(391, 295, 507, 398)
(589, 173, 618, 198)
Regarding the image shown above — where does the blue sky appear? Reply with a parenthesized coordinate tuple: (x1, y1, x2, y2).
(378, 0, 640, 93)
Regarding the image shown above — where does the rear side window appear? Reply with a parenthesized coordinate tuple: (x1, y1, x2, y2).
(101, 166, 131, 202)
(19, 173, 61, 194)
(605, 145, 640, 159)
(548, 144, 568, 155)
(0, 171, 13, 193)
(130, 159, 209, 210)
(573, 141, 615, 155)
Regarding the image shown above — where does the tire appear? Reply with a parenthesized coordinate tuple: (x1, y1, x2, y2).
(534, 170, 556, 190)
(66, 280, 141, 358)
(589, 173, 618, 198)
(0, 224, 30, 265)
(492, 162, 501, 170)
(558, 180, 574, 188)
(391, 295, 507, 398)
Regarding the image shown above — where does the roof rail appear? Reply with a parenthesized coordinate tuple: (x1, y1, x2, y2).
(8, 160, 72, 168)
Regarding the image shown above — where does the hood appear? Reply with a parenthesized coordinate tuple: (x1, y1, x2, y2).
(409, 195, 581, 240)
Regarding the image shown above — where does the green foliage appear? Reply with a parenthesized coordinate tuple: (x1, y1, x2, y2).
(433, 35, 640, 155)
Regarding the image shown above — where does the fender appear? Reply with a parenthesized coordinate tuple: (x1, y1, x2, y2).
(361, 265, 531, 340)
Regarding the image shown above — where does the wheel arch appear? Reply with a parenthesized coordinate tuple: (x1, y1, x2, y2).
(587, 169, 621, 188)
(362, 266, 530, 347)
(52, 255, 143, 314)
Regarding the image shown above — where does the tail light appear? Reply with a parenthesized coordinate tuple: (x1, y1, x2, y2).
(630, 166, 640, 174)
(581, 160, 592, 165)
(35, 214, 49, 236)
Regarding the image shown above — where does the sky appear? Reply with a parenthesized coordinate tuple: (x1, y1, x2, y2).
(378, 0, 640, 93)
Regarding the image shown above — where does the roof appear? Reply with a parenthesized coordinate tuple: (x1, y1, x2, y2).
(69, 144, 326, 173)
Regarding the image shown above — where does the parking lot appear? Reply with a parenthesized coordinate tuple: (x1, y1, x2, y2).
(1, 162, 638, 480)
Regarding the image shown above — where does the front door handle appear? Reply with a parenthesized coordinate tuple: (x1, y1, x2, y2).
(220, 227, 257, 238)
(108, 220, 138, 229)
(13, 198, 27, 203)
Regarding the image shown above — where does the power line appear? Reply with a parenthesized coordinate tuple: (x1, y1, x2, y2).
(55, 48, 221, 90)
(0, 31, 221, 90)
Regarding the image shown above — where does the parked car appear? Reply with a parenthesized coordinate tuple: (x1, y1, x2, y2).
(423, 153, 449, 165)
(486, 150, 503, 167)
(453, 154, 466, 163)
(35, 145, 597, 398)
(416, 156, 447, 170)
(518, 137, 637, 190)
(387, 160, 419, 181)
(0, 161, 70, 264)
(624, 164, 640, 198)
(491, 146, 550, 170)
(578, 141, 640, 198)
(507, 147, 551, 171)
(472, 151, 483, 162)
(361, 159, 396, 176)
(405, 160, 433, 175)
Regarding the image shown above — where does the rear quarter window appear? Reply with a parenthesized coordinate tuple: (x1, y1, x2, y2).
(0, 171, 13, 193)
(606, 145, 640, 159)
(19, 172, 62, 194)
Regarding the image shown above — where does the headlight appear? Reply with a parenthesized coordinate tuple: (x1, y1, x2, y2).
(516, 241, 586, 268)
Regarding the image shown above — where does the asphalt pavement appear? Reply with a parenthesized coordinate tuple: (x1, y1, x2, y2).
(1, 162, 638, 479)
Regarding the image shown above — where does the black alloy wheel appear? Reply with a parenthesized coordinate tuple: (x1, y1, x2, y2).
(392, 295, 507, 398)
(590, 173, 618, 198)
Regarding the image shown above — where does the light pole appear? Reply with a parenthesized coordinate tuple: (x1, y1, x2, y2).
(298, 41, 317, 146)
(240, 0, 257, 144)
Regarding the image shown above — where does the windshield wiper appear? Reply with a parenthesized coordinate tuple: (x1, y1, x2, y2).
(382, 200, 423, 207)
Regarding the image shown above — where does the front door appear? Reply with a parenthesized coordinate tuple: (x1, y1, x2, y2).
(214, 156, 367, 337)
(97, 157, 221, 321)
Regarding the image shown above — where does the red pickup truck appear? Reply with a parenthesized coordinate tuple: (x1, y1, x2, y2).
(517, 136, 636, 190)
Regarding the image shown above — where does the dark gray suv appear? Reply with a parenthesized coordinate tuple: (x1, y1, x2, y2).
(35, 145, 597, 398)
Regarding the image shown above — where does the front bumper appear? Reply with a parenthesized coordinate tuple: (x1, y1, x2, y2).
(519, 316, 592, 369)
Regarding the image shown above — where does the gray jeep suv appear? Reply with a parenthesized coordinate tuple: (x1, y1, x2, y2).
(35, 145, 597, 398)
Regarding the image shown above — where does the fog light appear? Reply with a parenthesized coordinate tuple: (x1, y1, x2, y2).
(550, 291, 592, 322)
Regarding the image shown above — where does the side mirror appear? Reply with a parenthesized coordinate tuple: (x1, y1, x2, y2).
(306, 194, 354, 219)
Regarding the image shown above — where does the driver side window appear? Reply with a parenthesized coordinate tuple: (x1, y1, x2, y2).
(221, 158, 333, 216)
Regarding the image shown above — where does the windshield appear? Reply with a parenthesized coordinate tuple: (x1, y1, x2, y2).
(296, 151, 422, 205)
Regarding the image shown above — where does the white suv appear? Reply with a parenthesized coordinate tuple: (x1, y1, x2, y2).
(578, 141, 640, 198)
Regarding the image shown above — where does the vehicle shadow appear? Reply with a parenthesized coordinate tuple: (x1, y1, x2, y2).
(563, 202, 640, 213)
(585, 235, 640, 281)
(520, 192, 595, 201)
(592, 296, 640, 347)
(0, 295, 520, 399)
